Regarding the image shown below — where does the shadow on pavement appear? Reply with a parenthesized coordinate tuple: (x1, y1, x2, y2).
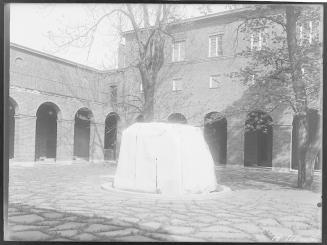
(216, 166, 321, 193)
(6, 202, 163, 242)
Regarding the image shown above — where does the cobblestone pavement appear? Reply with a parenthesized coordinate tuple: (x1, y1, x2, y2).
(6, 163, 322, 242)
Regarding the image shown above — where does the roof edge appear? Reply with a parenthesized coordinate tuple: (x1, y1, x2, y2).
(10, 42, 118, 74)
(122, 6, 255, 36)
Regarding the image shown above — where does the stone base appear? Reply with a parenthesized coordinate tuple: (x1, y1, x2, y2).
(101, 181, 231, 200)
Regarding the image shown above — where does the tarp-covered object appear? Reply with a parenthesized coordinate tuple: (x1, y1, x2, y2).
(114, 123, 217, 195)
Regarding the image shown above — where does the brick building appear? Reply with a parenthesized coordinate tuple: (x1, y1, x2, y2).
(9, 43, 122, 163)
(9, 6, 322, 171)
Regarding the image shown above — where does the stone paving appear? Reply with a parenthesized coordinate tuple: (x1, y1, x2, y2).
(6, 162, 322, 242)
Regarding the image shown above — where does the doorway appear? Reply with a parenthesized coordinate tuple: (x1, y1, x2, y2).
(74, 108, 93, 161)
(244, 110, 273, 167)
(168, 113, 187, 124)
(35, 102, 59, 161)
(104, 113, 119, 160)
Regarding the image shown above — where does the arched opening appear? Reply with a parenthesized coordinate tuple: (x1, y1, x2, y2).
(9, 98, 18, 159)
(204, 112, 227, 165)
(244, 110, 273, 167)
(135, 114, 144, 122)
(292, 109, 321, 170)
(104, 113, 120, 161)
(168, 113, 187, 124)
(35, 102, 60, 161)
(74, 108, 93, 161)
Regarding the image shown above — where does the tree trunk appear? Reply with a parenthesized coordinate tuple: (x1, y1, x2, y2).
(138, 64, 155, 122)
(295, 115, 309, 188)
(285, 6, 310, 188)
(137, 30, 165, 122)
(304, 113, 321, 188)
(143, 82, 155, 121)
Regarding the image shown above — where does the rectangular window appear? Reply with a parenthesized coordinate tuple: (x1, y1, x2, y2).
(298, 24, 303, 46)
(110, 85, 117, 104)
(249, 74, 255, 85)
(308, 20, 319, 44)
(209, 75, 221, 89)
(297, 21, 319, 46)
(172, 78, 182, 91)
(172, 40, 186, 62)
(251, 28, 267, 51)
(209, 34, 223, 57)
(309, 21, 313, 44)
(301, 66, 306, 80)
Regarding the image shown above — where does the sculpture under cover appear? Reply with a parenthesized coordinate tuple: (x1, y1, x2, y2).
(113, 123, 218, 195)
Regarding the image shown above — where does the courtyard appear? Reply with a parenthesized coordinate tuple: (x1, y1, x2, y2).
(6, 162, 322, 242)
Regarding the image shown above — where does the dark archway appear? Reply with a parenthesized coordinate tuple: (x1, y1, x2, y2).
(244, 110, 273, 167)
(35, 102, 60, 161)
(74, 108, 93, 161)
(135, 114, 144, 122)
(204, 112, 227, 165)
(168, 113, 187, 124)
(9, 98, 17, 159)
(292, 109, 321, 170)
(104, 113, 120, 161)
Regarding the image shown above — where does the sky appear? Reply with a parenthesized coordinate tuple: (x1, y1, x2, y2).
(10, 4, 234, 70)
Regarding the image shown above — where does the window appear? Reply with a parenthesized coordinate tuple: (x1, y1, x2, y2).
(298, 24, 304, 46)
(121, 37, 126, 45)
(297, 21, 319, 46)
(172, 78, 183, 91)
(110, 85, 117, 104)
(250, 28, 267, 51)
(225, 5, 237, 10)
(209, 34, 223, 57)
(249, 74, 255, 86)
(14, 57, 24, 68)
(172, 40, 185, 62)
(139, 82, 143, 92)
(209, 75, 221, 89)
(309, 21, 313, 44)
(301, 66, 307, 80)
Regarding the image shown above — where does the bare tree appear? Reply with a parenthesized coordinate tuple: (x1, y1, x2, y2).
(48, 4, 181, 122)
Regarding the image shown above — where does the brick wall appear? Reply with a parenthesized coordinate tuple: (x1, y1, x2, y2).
(115, 9, 307, 170)
(9, 46, 122, 163)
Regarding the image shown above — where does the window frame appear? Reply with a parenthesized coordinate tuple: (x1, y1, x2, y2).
(208, 33, 224, 57)
(172, 78, 183, 91)
(249, 74, 255, 86)
(250, 27, 268, 51)
(139, 82, 144, 93)
(299, 24, 303, 46)
(309, 20, 314, 44)
(172, 40, 186, 62)
(297, 20, 319, 46)
(209, 75, 221, 89)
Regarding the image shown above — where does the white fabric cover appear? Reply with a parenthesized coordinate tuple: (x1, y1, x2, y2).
(113, 122, 217, 195)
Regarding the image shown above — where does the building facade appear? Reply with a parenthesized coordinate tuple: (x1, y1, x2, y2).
(9, 43, 122, 163)
(8, 6, 322, 171)
(117, 7, 322, 171)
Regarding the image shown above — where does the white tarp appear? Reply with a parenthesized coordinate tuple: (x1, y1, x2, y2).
(113, 122, 217, 195)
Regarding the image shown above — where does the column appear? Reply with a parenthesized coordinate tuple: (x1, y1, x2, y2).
(56, 119, 75, 162)
(14, 114, 36, 162)
(89, 121, 105, 162)
(226, 122, 245, 166)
